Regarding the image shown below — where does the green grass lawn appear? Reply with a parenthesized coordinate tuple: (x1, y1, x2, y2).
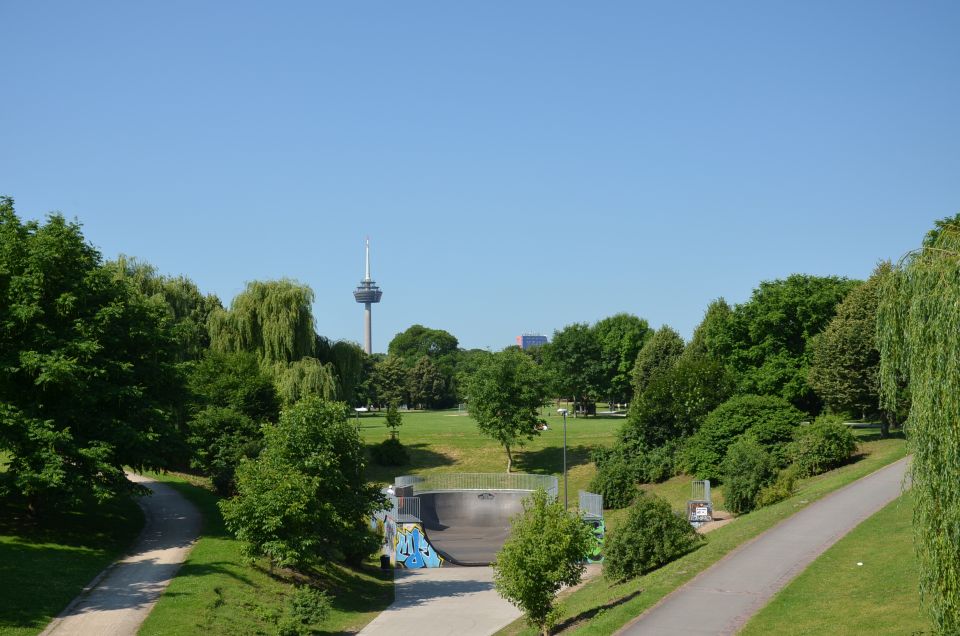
(0, 495, 144, 636)
(740, 490, 931, 636)
(139, 471, 393, 636)
(360, 407, 621, 501)
(496, 431, 909, 635)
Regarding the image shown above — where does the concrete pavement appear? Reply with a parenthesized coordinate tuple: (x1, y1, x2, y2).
(40, 473, 201, 636)
(359, 566, 522, 636)
(617, 456, 910, 635)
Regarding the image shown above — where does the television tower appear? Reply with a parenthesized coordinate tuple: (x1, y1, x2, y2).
(353, 238, 383, 354)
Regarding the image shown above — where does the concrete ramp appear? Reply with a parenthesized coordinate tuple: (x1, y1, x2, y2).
(418, 490, 530, 565)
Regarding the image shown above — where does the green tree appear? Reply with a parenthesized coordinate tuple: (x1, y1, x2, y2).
(593, 313, 651, 405)
(0, 199, 183, 512)
(624, 354, 734, 449)
(725, 275, 860, 413)
(387, 324, 459, 365)
(877, 213, 960, 633)
(685, 298, 736, 362)
(808, 265, 890, 428)
(722, 436, 778, 515)
(220, 397, 384, 568)
(544, 323, 604, 413)
(372, 355, 409, 406)
(467, 348, 547, 472)
(408, 355, 448, 409)
(631, 325, 685, 397)
(493, 489, 595, 636)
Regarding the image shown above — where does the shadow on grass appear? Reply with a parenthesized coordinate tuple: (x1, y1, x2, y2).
(514, 444, 594, 476)
(553, 587, 644, 634)
(854, 430, 906, 444)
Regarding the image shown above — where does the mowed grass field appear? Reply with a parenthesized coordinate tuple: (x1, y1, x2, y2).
(741, 490, 930, 636)
(359, 407, 621, 502)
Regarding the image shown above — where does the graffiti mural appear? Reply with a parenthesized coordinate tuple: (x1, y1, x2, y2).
(586, 518, 605, 563)
(395, 523, 444, 568)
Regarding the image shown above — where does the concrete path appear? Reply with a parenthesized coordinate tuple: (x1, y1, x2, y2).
(40, 473, 201, 636)
(617, 456, 910, 635)
(359, 567, 522, 636)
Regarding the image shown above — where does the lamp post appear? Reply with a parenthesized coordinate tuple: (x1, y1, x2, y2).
(557, 408, 568, 509)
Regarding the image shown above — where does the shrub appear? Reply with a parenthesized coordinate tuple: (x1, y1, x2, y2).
(722, 437, 778, 515)
(755, 465, 798, 508)
(636, 439, 683, 483)
(371, 437, 410, 466)
(603, 494, 703, 582)
(277, 586, 331, 636)
(589, 451, 638, 509)
(685, 395, 803, 481)
(789, 414, 858, 477)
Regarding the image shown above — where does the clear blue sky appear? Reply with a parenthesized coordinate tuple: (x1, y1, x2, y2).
(3, 2, 958, 352)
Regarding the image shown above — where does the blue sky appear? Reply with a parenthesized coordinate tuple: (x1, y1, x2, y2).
(2, 2, 958, 351)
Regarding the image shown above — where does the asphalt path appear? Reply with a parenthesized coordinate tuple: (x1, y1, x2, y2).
(40, 472, 201, 636)
(617, 456, 910, 635)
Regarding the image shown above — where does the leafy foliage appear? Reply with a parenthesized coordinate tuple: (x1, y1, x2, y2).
(387, 324, 459, 365)
(272, 357, 340, 405)
(384, 403, 403, 438)
(370, 437, 409, 466)
(593, 313, 651, 404)
(0, 199, 183, 511)
(789, 415, 857, 477)
(877, 213, 960, 633)
(685, 395, 803, 481)
(755, 465, 798, 508)
(589, 450, 637, 509)
(493, 489, 595, 635)
(722, 437, 778, 515)
(220, 398, 384, 568)
(278, 586, 332, 636)
(602, 494, 703, 582)
(543, 323, 604, 407)
(407, 355, 449, 409)
(631, 325, 685, 397)
(466, 348, 546, 472)
(624, 353, 734, 449)
(371, 356, 409, 407)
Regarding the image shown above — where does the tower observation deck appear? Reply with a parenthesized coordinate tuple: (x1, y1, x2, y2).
(353, 238, 383, 354)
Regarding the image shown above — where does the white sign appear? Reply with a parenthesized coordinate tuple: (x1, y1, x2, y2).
(695, 506, 709, 518)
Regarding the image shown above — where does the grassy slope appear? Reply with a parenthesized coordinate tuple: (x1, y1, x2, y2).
(497, 432, 908, 635)
(139, 472, 393, 636)
(360, 407, 620, 499)
(740, 490, 930, 636)
(0, 495, 144, 636)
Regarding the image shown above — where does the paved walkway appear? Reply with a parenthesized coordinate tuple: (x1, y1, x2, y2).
(617, 456, 910, 635)
(40, 473, 201, 636)
(359, 567, 522, 636)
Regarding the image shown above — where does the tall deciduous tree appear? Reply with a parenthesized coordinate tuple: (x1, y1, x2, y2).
(408, 355, 448, 409)
(594, 313, 651, 405)
(808, 265, 890, 426)
(544, 323, 604, 412)
(387, 324, 459, 365)
(467, 348, 546, 472)
(372, 356, 409, 407)
(631, 325, 685, 398)
(0, 199, 183, 511)
(878, 213, 960, 633)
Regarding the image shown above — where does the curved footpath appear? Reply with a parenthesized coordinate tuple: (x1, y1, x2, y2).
(40, 473, 201, 636)
(617, 456, 910, 635)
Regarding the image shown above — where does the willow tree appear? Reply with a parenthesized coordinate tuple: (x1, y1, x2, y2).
(877, 214, 960, 633)
(210, 280, 340, 403)
(209, 280, 316, 364)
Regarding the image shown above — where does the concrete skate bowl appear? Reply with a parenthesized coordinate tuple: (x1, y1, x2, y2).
(394, 473, 559, 566)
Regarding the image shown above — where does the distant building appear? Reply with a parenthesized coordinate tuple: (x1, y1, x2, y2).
(516, 334, 548, 350)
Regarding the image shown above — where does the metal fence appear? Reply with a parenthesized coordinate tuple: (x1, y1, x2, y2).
(384, 495, 421, 522)
(692, 479, 712, 504)
(579, 491, 603, 519)
(394, 473, 559, 497)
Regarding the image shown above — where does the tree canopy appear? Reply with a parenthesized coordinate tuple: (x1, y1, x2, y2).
(594, 313, 651, 405)
(631, 325, 685, 398)
(466, 348, 547, 472)
(543, 323, 604, 409)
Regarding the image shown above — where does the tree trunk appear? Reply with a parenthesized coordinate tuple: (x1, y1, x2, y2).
(505, 444, 513, 473)
(882, 411, 892, 439)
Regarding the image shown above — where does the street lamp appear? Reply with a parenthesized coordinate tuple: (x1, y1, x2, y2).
(557, 408, 568, 509)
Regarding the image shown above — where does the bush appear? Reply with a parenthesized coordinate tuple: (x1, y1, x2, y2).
(722, 437, 778, 515)
(603, 494, 703, 582)
(277, 586, 331, 636)
(636, 439, 683, 483)
(789, 414, 858, 477)
(589, 451, 638, 509)
(370, 437, 410, 466)
(685, 395, 803, 481)
(755, 465, 798, 508)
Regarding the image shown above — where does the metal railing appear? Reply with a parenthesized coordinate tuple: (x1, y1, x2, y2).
(692, 479, 712, 504)
(384, 495, 421, 522)
(579, 491, 603, 519)
(395, 473, 559, 497)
